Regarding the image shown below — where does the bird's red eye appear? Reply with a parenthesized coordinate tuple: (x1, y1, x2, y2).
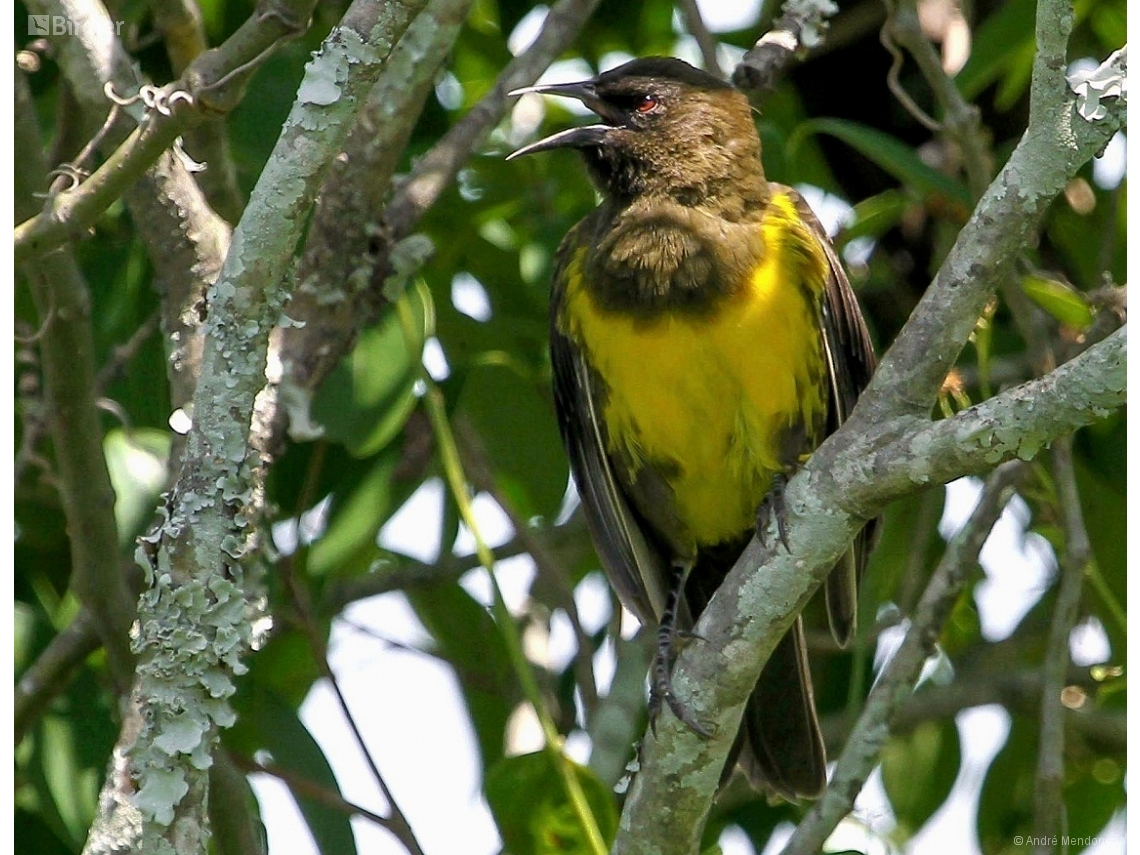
(635, 95, 659, 113)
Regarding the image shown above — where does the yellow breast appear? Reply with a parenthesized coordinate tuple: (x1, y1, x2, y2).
(562, 194, 829, 549)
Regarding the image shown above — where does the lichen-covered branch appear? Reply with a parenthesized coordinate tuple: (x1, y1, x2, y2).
(147, 0, 246, 222)
(835, 328, 1126, 517)
(117, 2, 432, 853)
(273, 0, 474, 446)
(859, 41, 1125, 423)
(14, 609, 102, 743)
(21, 0, 235, 412)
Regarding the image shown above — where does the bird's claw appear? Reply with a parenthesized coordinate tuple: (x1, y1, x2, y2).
(756, 473, 791, 551)
(648, 679, 714, 738)
(649, 632, 713, 738)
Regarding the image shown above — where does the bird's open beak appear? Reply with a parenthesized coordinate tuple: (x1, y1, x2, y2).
(506, 79, 621, 160)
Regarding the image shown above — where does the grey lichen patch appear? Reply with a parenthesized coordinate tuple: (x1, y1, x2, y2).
(134, 767, 189, 826)
(295, 26, 373, 128)
(153, 714, 206, 756)
(129, 539, 255, 829)
(297, 53, 344, 107)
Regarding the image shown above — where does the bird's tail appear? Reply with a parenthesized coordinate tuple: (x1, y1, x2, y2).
(735, 616, 827, 800)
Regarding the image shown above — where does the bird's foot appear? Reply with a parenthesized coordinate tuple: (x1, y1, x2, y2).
(647, 561, 713, 738)
(756, 473, 791, 551)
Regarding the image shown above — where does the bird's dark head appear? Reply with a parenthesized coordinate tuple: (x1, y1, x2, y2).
(508, 57, 766, 208)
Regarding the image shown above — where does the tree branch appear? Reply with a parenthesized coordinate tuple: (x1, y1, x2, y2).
(272, 0, 602, 451)
(676, 0, 723, 78)
(148, 0, 246, 223)
(1033, 439, 1093, 852)
(117, 3, 433, 852)
(15, 0, 316, 264)
(782, 462, 1025, 855)
(14, 609, 102, 743)
(613, 320, 1124, 853)
(24, 0, 236, 413)
(732, 0, 841, 93)
(15, 63, 137, 688)
(859, 40, 1125, 423)
(273, 0, 474, 443)
(610, 3, 1125, 842)
(836, 328, 1125, 517)
(383, 0, 604, 238)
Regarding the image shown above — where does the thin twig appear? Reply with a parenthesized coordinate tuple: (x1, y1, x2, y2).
(13, 293, 55, 344)
(1032, 439, 1092, 852)
(781, 462, 1025, 855)
(384, 0, 603, 238)
(676, 0, 723, 77)
(878, 8, 941, 132)
(14, 610, 103, 743)
(16, 64, 137, 689)
(94, 311, 162, 390)
(321, 513, 591, 613)
(453, 416, 601, 717)
(280, 556, 427, 855)
(48, 101, 123, 196)
(882, 0, 993, 198)
(15, 0, 318, 264)
(732, 0, 841, 93)
(229, 752, 399, 831)
(415, 347, 607, 855)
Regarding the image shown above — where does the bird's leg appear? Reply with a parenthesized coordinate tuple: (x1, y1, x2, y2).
(755, 472, 791, 551)
(648, 560, 712, 738)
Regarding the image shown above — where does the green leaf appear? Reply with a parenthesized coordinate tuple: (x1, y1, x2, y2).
(14, 808, 73, 855)
(24, 665, 117, 849)
(227, 685, 357, 855)
(14, 601, 37, 675)
(977, 716, 1036, 854)
(881, 719, 962, 837)
(1019, 275, 1095, 330)
(40, 714, 101, 843)
(485, 751, 618, 855)
(406, 583, 516, 768)
(838, 189, 911, 246)
(237, 628, 322, 712)
(790, 119, 973, 212)
(104, 427, 171, 548)
(306, 449, 400, 578)
(455, 360, 568, 520)
(953, 0, 1037, 100)
(311, 282, 433, 459)
(1064, 770, 1124, 850)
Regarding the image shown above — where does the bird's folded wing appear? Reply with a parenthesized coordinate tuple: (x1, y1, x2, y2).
(782, 186, 879, 645)
(549, 244, 670, 628)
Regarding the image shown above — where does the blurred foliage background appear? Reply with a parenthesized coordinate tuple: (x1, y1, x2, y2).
(14, 0, 1126, 853)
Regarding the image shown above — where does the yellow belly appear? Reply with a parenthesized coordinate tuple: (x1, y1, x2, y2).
(563, 197, 829, 548)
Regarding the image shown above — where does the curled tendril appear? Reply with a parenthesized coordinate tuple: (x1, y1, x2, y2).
(104, 80, 195, 117)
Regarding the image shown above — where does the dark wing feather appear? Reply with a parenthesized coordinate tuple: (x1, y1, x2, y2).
(548, 225, 671, 627)
(782, 187, 878, 646)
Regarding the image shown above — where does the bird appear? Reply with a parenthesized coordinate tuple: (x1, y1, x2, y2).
(508, 56, 876, 799)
